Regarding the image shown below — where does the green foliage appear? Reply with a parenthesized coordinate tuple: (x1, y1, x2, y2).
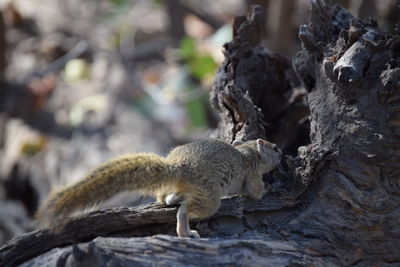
(185, 91, 207, 128)
(180, 37, 196, 59)
(179, 37, 218, 81)
(109, 0, 131, 9)
(153, 0, 164, 6)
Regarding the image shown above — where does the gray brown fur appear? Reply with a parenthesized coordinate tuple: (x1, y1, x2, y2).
(36, 139, 281, 237)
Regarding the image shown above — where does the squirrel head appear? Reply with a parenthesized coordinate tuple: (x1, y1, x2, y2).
(255, 139, 281, 173)
(233, 138, 281, 173)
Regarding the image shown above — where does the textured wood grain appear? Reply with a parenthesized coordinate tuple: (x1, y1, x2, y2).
(210, 5, 309, 154)
(20, 236, 339, 267)
(2, 2, 400, 266)
(0, 196, 298, 266)
(291, 1, 400, 265)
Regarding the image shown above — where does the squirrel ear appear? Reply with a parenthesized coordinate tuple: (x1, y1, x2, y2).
(233, 140, 244, 146)
(256, 139, 265, 152)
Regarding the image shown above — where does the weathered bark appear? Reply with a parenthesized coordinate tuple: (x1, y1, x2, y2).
(0, 196, 298, 266)
(289, 1, 400, 264)
(1, 1, 400, 266)
(210, 5, 309, 154)
(20, 236, 336, 267)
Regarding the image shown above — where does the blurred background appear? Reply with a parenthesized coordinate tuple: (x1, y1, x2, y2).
(0, 0, 398, 245)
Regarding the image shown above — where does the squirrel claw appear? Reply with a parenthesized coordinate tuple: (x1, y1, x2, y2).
(189, 230, 200, 238)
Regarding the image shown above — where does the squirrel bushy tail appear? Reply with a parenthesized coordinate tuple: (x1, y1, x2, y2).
(36, 153, 177, 231)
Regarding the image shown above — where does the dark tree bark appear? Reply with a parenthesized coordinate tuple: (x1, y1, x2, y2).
(210, 5, 309, 154)
(165, 0, 186, 42)
(1, 1, 400, 266)
(290, 2, 400, 264)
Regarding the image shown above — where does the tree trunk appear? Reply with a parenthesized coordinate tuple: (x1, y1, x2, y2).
(1, 1, 399, 266)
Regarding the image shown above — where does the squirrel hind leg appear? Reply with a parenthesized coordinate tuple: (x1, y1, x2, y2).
(176, 201, 200, 238)
(176, 191, 221, 238)
(187, 192, 220, 219)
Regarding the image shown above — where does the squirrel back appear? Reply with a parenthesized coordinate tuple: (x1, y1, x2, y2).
(167, 140, 246, 196)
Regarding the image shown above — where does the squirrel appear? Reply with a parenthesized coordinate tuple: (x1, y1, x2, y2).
(36, 138, 281, 238)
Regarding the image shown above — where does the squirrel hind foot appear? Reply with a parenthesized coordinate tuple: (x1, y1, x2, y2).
(176, 201, 200, 238)
(177, 228, 200, 238)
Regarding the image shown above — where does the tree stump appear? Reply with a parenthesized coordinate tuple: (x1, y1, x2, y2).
(1, 1, 399, 266)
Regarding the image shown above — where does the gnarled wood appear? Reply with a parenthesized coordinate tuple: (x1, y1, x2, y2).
(20, 236, 339, 267)
(210, 5, 309, 154)
(1, 2, 399, 266)
(290, 1, 400, 265)
(0, 195, 298, 266)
